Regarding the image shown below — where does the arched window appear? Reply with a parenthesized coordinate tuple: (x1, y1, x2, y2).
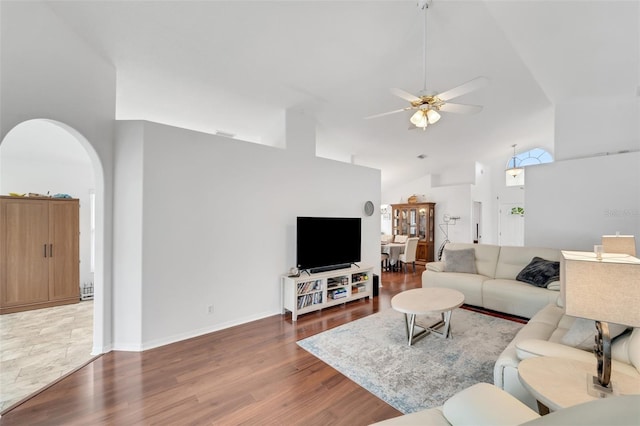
(505, 147, 553, 187)
(505, 147, 553, 169)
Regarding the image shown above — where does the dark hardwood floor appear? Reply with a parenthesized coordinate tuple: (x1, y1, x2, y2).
(1, 266, 426, 426)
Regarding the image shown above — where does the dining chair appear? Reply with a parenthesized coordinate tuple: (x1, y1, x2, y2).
(393, 234, 408, 244)
(398, 237, 419, 273)
(381, 253, 389, 271)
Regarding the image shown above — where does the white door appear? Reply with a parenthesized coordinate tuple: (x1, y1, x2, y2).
(498, 203, 524, 246)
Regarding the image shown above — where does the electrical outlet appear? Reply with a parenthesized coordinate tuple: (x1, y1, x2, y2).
(207, 305, 214, 314)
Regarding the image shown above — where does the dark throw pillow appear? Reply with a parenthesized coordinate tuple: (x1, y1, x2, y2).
(443, 248, 477, 274)
(516, 257, 560, 288)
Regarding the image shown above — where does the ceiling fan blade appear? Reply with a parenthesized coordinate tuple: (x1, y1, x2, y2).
(390, 88, 421, 103)
(365, 108, 410, 120)
(439, 102, 483, 114)
(436, 76, 489, 101)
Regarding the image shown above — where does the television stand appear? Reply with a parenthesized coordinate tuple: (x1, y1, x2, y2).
(281, 265, 373, 321)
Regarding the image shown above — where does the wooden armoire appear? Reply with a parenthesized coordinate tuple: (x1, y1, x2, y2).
(0, 196, 80, 314)
(390, 202, 436, 264)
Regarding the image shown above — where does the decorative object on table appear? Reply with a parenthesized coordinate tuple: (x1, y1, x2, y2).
(287, 267, 299, 277)
(601, 234, 636, 256)
(407, 195, 418, 204)
(364, 1, 488, 131)
(53, 193, 73, 199)
(363, 200, 375, 216)
(560, 250, 640, 398)
(593, 244, 604, 260)
(8, 192, 25, 197)
(297, 307, 523, 413)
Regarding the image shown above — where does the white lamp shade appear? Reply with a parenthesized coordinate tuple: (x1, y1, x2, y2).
(506, 167, 523, 177)
(561, 251, 640, 327)
(410, 110, 428, 128)
(426, 109, 441, 124)
(602, 235, 636, 256)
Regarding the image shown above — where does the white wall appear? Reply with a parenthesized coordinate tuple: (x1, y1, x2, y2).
(114, 120, 381, 350)
(526, 151, 640, 252)
(112, 122, 144, 349)
(1, 1, 116, 353)
(555, 98, 639, 160)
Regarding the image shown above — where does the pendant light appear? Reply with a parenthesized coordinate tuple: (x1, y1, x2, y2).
(506, 144, 524, 177)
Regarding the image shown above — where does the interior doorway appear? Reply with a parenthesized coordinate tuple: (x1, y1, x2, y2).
(472, 201, 482, 244)
(0, 119, 102, 412)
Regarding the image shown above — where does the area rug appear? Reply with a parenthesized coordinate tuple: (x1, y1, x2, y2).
(297, 307, 523, 414)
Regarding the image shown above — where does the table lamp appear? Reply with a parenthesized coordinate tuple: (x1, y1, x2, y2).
(561, 250, 640, 397)
(601, 235, 636, 256)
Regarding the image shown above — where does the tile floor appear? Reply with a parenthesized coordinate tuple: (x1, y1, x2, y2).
(0, 300, 94, 412)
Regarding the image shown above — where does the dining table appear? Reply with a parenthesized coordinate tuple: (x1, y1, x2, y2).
(381, 242, 405, 269)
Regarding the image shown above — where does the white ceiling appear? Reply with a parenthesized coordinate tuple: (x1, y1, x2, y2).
(42, 0, 639, 190)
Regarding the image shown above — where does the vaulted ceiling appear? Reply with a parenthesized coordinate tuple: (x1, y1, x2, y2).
(45, 0, 639, 189)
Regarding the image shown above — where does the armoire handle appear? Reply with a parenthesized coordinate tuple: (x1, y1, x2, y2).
(49, 244, 53, 257)
(44, 244, 47, 258)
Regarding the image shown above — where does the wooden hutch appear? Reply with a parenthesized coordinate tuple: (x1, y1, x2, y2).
(390, 202, 436, 264)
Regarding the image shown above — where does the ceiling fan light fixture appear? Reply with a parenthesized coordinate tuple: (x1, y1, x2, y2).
(426, 109, 441, 124)
(410, 110, 428, 128)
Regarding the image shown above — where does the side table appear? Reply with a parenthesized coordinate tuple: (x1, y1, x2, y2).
(518, 356, 640, 414)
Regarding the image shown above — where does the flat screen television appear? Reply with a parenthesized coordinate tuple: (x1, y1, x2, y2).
(296, 216, 361, 273)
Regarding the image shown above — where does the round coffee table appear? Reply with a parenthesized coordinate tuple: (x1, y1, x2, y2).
(391, 287, 465, 345)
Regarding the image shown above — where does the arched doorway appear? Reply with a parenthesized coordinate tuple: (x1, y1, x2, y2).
(0, 119, 105, 412)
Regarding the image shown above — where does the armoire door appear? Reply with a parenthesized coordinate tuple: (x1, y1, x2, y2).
(48, 200, 80, 301)
(1, 199, 50, 306)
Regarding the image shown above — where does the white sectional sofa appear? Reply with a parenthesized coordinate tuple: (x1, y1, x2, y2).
(422, 242, 639, 410)
(370, 382, 640, 426)
(494, 300, 638, 409)
(423, 243, 561, 319)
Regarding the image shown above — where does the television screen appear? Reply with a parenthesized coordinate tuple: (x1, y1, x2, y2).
(296, 217, 361, 272)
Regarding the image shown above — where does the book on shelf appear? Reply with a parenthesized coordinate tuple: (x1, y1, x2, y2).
(297, 279, 322, 295)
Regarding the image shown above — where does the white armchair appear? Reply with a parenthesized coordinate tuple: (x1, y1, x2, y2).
(370, 382, 639, 426)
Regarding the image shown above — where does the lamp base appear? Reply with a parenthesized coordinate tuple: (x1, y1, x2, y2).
(586, 374, 619, 399)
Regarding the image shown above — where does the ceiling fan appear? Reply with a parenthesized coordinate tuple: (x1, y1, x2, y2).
(366, 1, 488, 130)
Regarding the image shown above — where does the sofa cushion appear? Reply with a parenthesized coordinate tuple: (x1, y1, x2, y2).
(516, 257, 560, 288)
(494, 246, 561, 280)
(443, 383, 539, 426)
(443, 243, 501, 278)
(423, 270, 486, 307)
(483, 279, 560, 319)
(443, 248, 477, 274)
(560, 318, 629, 351)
